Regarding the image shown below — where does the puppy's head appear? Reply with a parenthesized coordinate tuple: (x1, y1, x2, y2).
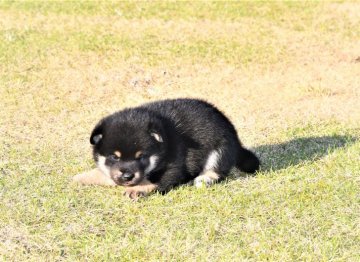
(90, 112, 167, 186)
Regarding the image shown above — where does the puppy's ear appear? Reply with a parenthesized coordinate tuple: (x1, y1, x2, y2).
(148, 122, 164, 143)
(90, 120, 104, 145)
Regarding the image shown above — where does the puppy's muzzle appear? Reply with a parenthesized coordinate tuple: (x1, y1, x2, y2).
(122, 173, 135, 181)
(111, 169, 142, 186)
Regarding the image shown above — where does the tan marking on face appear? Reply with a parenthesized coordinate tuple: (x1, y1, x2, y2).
(123, 178, 158, 200)
(135, 151, 143, 159)
(114, 150, 121, 158)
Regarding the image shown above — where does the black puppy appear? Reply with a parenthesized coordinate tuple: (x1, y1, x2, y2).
(73, 98, 259, 199)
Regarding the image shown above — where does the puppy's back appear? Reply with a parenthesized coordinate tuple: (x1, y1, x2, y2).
(141, 98, 238, 144)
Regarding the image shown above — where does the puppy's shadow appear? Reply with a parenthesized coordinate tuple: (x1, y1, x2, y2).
(251, 135, 356, 173)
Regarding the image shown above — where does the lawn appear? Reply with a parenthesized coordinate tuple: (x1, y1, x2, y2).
(1, 1, 359, 261)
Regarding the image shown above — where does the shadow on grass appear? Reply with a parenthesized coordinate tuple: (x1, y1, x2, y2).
(253, 135, 357, 173)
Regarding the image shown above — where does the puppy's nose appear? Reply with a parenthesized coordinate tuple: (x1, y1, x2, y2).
(122, 173, 135, 181)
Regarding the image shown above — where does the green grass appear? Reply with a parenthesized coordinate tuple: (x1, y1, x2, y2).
(1, 124, 359, 261)
(1, 1, 360, 261)
(0, 26, 284, 68)
(0, 1, 318, 19)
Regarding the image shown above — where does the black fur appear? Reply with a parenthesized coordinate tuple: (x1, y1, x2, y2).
(91, 98, 259, 193)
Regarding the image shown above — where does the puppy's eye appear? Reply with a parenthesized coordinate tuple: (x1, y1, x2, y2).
(109, 154, 120, 161)
(136, 153, 146, 161)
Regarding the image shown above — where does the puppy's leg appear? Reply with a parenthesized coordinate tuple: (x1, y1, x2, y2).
(123, 179, 158, 200)
(151, 163, 194, 193)
(194, 147, 234, 188)
(72, 168, 116, 186)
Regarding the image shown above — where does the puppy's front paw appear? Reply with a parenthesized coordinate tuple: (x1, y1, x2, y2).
(123, 179, 158, 201)
(123, 188, 147, 201)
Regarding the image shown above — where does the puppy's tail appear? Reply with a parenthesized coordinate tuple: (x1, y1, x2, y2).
(236, 147, 260, 173)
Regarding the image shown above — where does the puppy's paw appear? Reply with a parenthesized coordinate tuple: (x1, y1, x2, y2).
(194, 170, 220, 188)
(123, 188, 147, 201)
(123, 179, 158, 201)
(72, 168, 116, 186)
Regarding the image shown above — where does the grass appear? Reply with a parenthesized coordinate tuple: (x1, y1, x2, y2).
(1, 1, 360, 261)
(0, 1, 318, 19)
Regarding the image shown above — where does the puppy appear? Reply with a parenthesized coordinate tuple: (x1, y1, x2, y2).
(73, 98, 260, 200)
